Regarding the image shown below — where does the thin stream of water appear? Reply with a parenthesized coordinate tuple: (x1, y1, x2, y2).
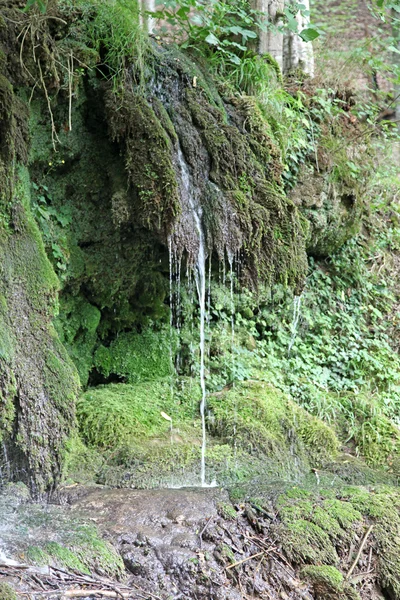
(288, 295, 302, 355)
(176, 148, 208, 487)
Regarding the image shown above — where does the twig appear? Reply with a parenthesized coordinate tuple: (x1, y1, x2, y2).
(199, 516, 213, 548)
(226, 551, 264, 570)
(64, 591, 130, 598)
(367, 546, 373, 573)
(68, 50, 73, 132)
(346, 525, 374, 579)
(38, 60, 60, 150)
(349, 570, 376, 585)
(130, 582, 162, 600)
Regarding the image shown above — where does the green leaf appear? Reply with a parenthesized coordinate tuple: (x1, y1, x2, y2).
(228, 26, 257, 39)
(299, 28, 320, 42)
(205, 32, 219, 46)
(228, 54, 241, 65)
(148, 10, 166, 19)
(176, 6, 190, 18)
(23, 0, 47, 12)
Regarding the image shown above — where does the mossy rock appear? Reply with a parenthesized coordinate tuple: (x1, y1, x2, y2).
(0, 583, 17, 600)
(207, 381, 339, 471)
(77, 379, 199, 449)
(301, 565, 360, 600)
(93, 327, 174, 385)
(0, 166, 79, 494)
(26, 525, 123, 578)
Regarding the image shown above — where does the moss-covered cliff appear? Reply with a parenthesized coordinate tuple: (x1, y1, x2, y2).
(0, 0, 370, 496)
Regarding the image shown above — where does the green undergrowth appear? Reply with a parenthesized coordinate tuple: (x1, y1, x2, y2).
(195, 146, 400, 469)
(231, 482, 400, 599)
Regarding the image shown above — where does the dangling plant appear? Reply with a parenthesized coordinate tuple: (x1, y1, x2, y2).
(149, 0, 262, 65)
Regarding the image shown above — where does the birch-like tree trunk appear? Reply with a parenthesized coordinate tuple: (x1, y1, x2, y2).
(139, 0, 156, 34)
(391, 9, 400, 130)
(253, 0, 314, 76)
(283, 0, 314, 76)
(254, 0, 285, 71)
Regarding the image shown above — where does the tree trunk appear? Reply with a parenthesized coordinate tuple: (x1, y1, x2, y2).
(392, 9, 400, 130)
(283, 0, 314, 76)
(254, 0, 285, 71)
(139, 0, 156, 34)
(252, 0, 314, 76)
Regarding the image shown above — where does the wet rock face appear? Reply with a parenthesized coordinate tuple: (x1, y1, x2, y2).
(63, 486, 314, 600)
(289, 165, 361, 257)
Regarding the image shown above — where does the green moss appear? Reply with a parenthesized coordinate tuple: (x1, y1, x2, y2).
(62, 433, 104, 484)
(301, 565, 361, 600)
(77, 379, 198, 449)
(321, 499, 362, 528)
(281, 518, 339, 564)
(27, 525, 123, 578)
(341, 486, 400, 597)
(261, 53, 283, 83)
(26, 545, 50, 566)
(94, 326, 173, 384)
(0, 165, 79, 493)
(106, 91, 180, 234)
(221, 543, 236, 563)
(208, 381, 338, 472)
(46, 542, 90, 574)
(302, 565, 343, 589)
(217, 502, 237, 520)
(0, 583, 17, 600)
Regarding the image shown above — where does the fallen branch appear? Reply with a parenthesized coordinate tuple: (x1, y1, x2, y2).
(226, 551, 264, 570)
(199, 516, 213, 549)
(349, 570, 376, 585)
(63, 591, 129, 598)
(346, 525, 374, 579)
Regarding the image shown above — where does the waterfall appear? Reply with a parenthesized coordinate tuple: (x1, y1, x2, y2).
(288, 295, 302, 355)
(173, 148, 209, 487)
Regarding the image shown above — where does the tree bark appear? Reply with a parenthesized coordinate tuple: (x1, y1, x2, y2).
(283, 0, 314, 76)
(254, 0, 285, 71)
(139, 0, 156, 34)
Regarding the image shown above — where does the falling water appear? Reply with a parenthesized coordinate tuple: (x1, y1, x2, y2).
(288, 295, 302, 355)
(0, 442, 11, 488)
(175, 148, 209, 487)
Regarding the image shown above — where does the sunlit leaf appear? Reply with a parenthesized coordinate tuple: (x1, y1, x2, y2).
(299, 28, 320, 42)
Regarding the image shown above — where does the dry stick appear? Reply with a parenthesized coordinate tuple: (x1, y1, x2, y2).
(199, 515, 213, 548)
(130, 582, 162, 600)
(346, 525, 374, 580)
(38, 60, 60, 151)
(62, 591, 130, 598)
(367, 545, 373, 573)
(68, 50, 73, 132)
(226, 551, 265, 571)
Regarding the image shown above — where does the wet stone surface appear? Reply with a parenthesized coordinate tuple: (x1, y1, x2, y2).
(0, 483, 318, 599)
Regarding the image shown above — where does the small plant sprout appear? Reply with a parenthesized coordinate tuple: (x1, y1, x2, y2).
(161, 411, 173, 443)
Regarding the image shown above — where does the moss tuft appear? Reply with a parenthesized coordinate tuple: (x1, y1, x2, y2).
(0, 583, 17, 600)
(26, 525, 123, 578)
(105, 90, 180, 235)
(94, 327, 173, 384)
(208, 381, 338, 472)
(77, 380, 196, 449)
